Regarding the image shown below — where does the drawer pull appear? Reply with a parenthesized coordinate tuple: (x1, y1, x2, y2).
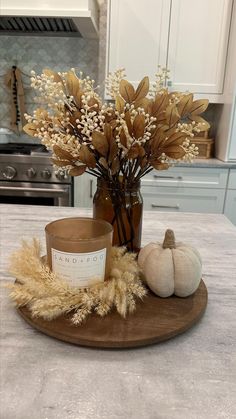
(89, 179, 93, 198)
(153, 175, 183, 180)
(151, 204, 180, 209)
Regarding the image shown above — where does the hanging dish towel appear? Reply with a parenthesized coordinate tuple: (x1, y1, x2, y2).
(5, 66, 26, 134)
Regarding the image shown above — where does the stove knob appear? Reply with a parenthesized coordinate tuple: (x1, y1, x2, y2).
(2, 166, 17, 180)
(55, 171, 66, 181)
(27, 168, 36, 179)
(41, 169, 51, 179)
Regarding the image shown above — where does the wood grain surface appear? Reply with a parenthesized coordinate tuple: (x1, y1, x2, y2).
(17, 280, 208, 348)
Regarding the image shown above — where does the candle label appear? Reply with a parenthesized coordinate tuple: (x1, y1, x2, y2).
(51, 248, 107, 287)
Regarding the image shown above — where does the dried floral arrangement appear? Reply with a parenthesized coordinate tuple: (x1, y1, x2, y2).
(24, 67, 209, 178)
(23, 67, 210, 250)
(6, 240, 147, 325)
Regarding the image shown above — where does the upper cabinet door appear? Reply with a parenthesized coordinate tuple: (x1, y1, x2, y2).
(106, 0, 171, 91)
(167, 0, 233, 95)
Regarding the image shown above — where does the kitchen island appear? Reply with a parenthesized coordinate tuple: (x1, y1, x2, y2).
(1, 204, 236, 419)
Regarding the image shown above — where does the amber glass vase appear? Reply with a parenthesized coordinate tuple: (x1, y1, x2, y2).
(93, 178, 143, 252)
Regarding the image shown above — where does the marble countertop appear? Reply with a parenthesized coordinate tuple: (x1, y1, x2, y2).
(1, 204, 236, 419)
(176, 158, 236, 168)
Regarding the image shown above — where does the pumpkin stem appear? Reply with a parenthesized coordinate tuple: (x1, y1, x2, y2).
(162, 229, 176, 249)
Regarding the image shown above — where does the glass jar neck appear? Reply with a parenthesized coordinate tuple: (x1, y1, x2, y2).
(97, 177, 140, 192)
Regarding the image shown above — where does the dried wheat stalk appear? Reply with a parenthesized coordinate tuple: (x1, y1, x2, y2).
(6, 240, 147, 325)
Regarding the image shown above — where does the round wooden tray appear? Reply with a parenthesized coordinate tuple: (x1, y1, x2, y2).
(17, 279, 207, 348)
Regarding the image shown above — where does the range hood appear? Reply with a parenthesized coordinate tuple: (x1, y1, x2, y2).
(0, 0, 99, 38)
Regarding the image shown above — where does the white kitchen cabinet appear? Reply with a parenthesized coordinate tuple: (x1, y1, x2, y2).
(141, 186, 226, 213)
(142, 167, 228, 189)
(167, 0, 232, 96)
(215, 1, 236, 161)
(141, 166, 228, 214)
(74, 172, 96, 208)
(74, 166, 229, 216)
(227, 169, 236, 188)
(106, 0, 233, 101)
(224, 169, 236, 224)
(106, 0, 170, 89)
(224, 190, 236, 224)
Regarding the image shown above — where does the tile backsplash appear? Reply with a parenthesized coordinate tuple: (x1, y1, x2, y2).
(0, 35, 99, 143)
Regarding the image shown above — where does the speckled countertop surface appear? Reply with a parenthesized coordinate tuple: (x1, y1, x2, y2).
(1, 205, 236, 419)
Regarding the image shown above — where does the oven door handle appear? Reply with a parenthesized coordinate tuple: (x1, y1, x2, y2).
(0, 186, 67, 194)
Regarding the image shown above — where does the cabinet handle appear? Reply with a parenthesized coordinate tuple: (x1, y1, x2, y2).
(0, 186, 67, 194)
(89, 179, 93, 198)
(151, 204, 180, 209)
(153, 175, 183, 180)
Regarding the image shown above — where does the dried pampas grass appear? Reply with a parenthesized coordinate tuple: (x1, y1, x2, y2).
(6, 239, 147, 325)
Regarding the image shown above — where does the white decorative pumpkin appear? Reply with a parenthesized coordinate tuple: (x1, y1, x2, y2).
(138, 229, 202, 297)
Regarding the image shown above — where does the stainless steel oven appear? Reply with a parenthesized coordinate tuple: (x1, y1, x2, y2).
(0, 144, 73, 206)
(0, 181, 71, 206)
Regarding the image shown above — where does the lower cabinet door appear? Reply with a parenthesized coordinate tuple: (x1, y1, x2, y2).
(141, 186, 226, 213)
(224, 189, 236, 225)
(74, 173, 96, 208)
